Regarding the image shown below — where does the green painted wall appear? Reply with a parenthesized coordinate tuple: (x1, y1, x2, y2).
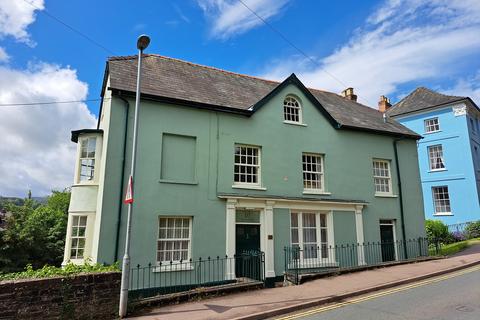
(333, 211, 358, 267)
(273, 208, 290, 275)
(333, 211, 357, 244)
(95, 82, 426, 277)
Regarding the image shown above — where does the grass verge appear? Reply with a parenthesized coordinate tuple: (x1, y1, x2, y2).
(430, 238, 480, 256)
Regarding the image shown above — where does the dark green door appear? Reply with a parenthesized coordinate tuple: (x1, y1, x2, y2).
(236, 224, 261, 278)
(380, 224, 396, 262)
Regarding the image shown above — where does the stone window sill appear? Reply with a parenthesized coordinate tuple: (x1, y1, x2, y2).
(303, 190, 331, 195)
(375, 194, 398, 198)
(283, 121, 307, 127)
(232, 185, 267, 191)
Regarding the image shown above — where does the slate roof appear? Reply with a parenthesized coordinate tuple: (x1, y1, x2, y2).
(387, 87, 467, 117)
(105, 54, 419, 138)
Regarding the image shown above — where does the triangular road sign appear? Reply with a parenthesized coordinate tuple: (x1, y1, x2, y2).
(124, 175, 134, 204)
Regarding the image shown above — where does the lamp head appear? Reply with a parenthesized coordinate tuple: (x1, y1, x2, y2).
(137, 35, 150, 51)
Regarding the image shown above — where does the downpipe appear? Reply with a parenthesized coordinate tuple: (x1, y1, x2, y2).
(393, 137, 408, 259)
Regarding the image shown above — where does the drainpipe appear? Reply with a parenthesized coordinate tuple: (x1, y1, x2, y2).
(114, 94, 130, 261)
(393, 137, 408, 259)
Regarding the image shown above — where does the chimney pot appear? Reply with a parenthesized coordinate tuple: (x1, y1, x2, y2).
(341, 87, 357, 102)
(378, 95, 392, 112)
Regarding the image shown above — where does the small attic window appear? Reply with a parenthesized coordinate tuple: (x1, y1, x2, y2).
(284, 96, 302, 124)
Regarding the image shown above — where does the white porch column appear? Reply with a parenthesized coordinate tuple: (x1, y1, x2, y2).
(355, 205, 366, 265)
(264, 201, 275, 278)
(225, 199, 237, 279)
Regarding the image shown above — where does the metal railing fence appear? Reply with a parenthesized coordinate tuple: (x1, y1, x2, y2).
(285, 238, 430, 284)
(128, 251, 265, 300)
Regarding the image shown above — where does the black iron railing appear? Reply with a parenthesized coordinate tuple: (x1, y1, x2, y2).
(285, 238, 430, 284)
(129, 251, 265, 300)
(446, 221, 478, 241)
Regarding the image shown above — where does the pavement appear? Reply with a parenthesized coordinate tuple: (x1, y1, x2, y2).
(277, 265, 480, 320)
(128, 244, 480, 320)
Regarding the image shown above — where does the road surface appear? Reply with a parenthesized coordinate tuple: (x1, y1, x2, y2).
(272, 266, 480, 320)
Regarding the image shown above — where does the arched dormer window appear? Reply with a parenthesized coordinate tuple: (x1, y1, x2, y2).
(283, 96, 302, 124)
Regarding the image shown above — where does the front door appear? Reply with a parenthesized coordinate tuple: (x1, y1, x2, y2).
(380, 223, 396, 262)
(235, 224, 261, 278)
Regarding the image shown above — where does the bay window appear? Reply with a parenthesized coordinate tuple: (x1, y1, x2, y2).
(70, 215, 87, 260)
(79, 137, 96, 182)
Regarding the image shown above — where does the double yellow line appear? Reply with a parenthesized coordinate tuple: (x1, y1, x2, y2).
(275, 265, 480, 320)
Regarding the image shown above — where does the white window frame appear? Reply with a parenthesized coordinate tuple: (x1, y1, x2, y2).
(69, 215, 88, 260)
(424, 117, 440, 133)
(156, 216, 193, 271)
(78, 136, 97, 183)
(290, 211, 335, 266)
(302, 153, 325, 193)
(432, 186, 452, 215)
(283, 96, 303, 125)
(373, 159, 393, 196)
(428, 144, 446, 171)
(233, 144, 262, 188)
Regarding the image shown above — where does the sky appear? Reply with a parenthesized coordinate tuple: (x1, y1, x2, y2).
(0, 0, 479, 197)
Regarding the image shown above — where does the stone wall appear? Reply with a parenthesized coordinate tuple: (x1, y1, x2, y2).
(0, 272, 121, 319)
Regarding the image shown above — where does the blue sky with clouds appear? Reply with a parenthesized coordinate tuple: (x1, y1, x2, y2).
(1, 0, 480, 196)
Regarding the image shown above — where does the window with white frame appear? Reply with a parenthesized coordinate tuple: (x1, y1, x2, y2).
(291, 212, 329, 259)
(79, 137, 96, 182)
(424, 118, 440, 133)
(372, 160, 392, 194)
(70, 216, 87, 259)
(428, 145, 445, 170)
(432, 186, 451, 214)
(284, 96, 302, 123)
(302, 153, 324, 192)
(157, 217, 191, 263)
(234, 145, 261, 185)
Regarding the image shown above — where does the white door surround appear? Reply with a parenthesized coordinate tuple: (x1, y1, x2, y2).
(222, 196, 366, 278)
(379, 219, 398, 261)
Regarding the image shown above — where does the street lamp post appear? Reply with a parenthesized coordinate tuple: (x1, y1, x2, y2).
(119, 34, 150, 318)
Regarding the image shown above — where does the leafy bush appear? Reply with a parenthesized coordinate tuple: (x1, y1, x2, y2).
(0, 261, 119, 281)
(425, 219, 450, 244)
(465, 221, 480, 239)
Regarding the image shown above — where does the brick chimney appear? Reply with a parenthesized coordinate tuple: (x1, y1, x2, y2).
(341, 87, 357, 102)
(378, 95, 392, 112)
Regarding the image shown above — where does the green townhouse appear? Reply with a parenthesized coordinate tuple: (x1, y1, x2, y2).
(63, 54, 426, 285)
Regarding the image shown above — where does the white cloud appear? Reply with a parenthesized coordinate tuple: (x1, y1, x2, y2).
(443, 71, 480, 105)
(0, 46, 8, 61)
(0, 0, 44, 45)
(197, 0, 289, 38)
(0, 63, 97, 197)
(260, 0, 480, 106)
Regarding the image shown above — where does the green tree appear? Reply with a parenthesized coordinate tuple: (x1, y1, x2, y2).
(0, 190, 70, 273)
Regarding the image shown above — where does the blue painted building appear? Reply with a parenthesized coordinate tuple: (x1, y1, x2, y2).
(387, 88, 480, 224)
